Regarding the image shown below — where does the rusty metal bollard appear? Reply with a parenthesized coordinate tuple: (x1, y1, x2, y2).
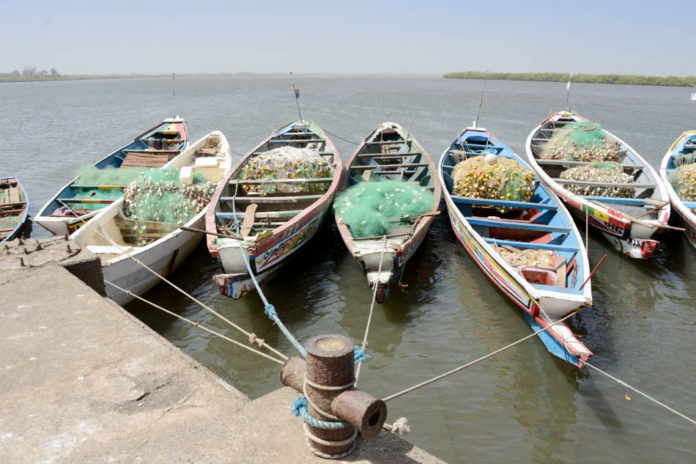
(280, 334, 387, 458)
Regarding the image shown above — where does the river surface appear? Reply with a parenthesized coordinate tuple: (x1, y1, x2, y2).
(2, 76, 695, 463)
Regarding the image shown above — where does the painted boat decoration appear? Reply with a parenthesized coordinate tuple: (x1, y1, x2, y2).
(206, 120, 342, 299)
(0, 177, 29, 242)
(439, 126, 593, 366)
(36, 117, 189, 236)
(71, 131, 231, 306)
(334, 121, 441, 302)
(660, 130, 696, 247)
(526, 111, 670, 259)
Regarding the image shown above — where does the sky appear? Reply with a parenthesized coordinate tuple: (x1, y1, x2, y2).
(1, 0, 694, 76)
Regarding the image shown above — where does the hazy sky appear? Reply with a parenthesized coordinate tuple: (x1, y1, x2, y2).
(1, 0, 694, 76)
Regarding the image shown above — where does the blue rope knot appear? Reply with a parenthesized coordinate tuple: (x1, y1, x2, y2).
(290, 396, 348, 430)
(291, 396, 308, 417)
(264, 304, 278, 319)
(354, 346, 370, 364)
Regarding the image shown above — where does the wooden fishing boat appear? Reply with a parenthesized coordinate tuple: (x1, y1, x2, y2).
(206, 120, 342, 298)
(36, 117, 189, 236)
(71, 131, 231, 306)
(334, 121, 441, 302)
(660, 130, 696, 247)
(526, 111, 670, 259)
(0, 177, 29, 242)
(439, 126, 593, 366)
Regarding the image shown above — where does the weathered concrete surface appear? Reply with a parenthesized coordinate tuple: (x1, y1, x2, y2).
(0, 236, 105, 295)
(0, 264, 443, 463)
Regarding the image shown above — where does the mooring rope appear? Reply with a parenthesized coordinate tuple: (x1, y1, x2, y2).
(93, 227, 288, 361)
(382, 310, 581, 402)
(322, 128, 360, 145)
(237, 245, 307, 358)
(104, 280, 285, 365)
(581, 361, 696, 427)
(354, 237, 388, 386)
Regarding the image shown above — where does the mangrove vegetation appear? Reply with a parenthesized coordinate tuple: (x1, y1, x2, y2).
(443, 71, 696, 87)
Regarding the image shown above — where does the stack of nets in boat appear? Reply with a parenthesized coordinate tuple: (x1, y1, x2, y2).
(239, 146, 330, 195)
(196, 134, 223, 157)
(334, 180, 434, 238)
(452, 155, 535, 212)
(498, 247, 555, 269)
(667, 135, 696, 206)
(560, 162, 634, 197)
(120, 167, 216, 244)
(541, 122, 621, 162)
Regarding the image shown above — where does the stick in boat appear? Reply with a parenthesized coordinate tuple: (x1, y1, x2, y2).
(474, 70, 489, 128)
(635, 200, 669, 220)
(56, 199, 81, 218)
(289, 71, 303, 122)
(180, 226, 241, 239)
(564, 73, 573, 110)
(579, 253, 608, 290)
(589, 199, 685, 232)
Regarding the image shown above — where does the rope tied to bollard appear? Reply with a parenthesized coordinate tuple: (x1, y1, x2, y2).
(237, 246, 307, 358)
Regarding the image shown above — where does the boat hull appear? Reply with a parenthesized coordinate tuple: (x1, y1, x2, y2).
(214, 209, 328, 298)
(104, 218, 204, 306)
(659, 130, 696, 249)
(525, 112, 670, 260)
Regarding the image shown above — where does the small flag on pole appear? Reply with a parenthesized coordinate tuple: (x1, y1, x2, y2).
(691, 92, 696, 101)
(294, 86, 300, 99)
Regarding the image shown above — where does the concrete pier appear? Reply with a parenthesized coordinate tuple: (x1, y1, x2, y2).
(0, 263, 442, 463)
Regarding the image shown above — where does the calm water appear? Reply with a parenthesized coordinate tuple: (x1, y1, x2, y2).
(2, 77, 695, 463)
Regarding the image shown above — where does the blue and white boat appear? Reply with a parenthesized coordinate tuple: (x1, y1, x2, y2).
(439, 127, 593, 366)
(660, 130, 696, 248)
(35, 117, 189, 236)
(0, 177, 29, 242)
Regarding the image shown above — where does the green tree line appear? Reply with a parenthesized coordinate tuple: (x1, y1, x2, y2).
(443, 71, 696, 87)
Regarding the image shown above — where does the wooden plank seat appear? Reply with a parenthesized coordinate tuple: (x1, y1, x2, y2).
(2, 187, 21, 204)
(240, 204, 257, 236)
(228, 178, 332, 185)
(365, 140, 406, 145)
(221, 194, 323, 203)
(351, 163, 429, 170)
(357, 153, 421, 159)
(483, 237, 578, 252)
(682, 201, 696, 208)
(56, 197, 115, 204)
(268, 138, 325, 144)
(216, 209, 302, 220)
(582, 196, 663, 206)
(452, 196, 559, 210)
(123, 149, 180, 154)
(121, 152, 170, 168)
(537, 159, 643, 170)
(554, 179, 655, 189)
(467, 217, 570, 234)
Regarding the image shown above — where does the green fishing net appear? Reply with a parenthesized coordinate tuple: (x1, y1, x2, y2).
(541, 122, 621, 162)
(120, 167, 215, 244)
(334, 180, 434, 238)
(239, 146, 331, 195)
(452, 155, 535, 212)
(669, 163, 696, 204)
(74, 166, 143, 187)
(560, 161, 634, 197)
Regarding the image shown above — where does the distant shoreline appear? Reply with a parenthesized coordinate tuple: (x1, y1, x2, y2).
(0, 72, 438, 83)
(444, 71, 696, 87)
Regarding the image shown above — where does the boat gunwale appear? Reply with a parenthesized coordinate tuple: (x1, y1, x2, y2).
(72, 131, 232, 266)
(659, 130, 696, 232)
(205, 120, 344, 259)
(334, 121, 442, 261)
(0, 176, 29, 242)
(35, 118, 190, 229)
(439, 127, 592, 306)
(524, 111, 671, 231)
